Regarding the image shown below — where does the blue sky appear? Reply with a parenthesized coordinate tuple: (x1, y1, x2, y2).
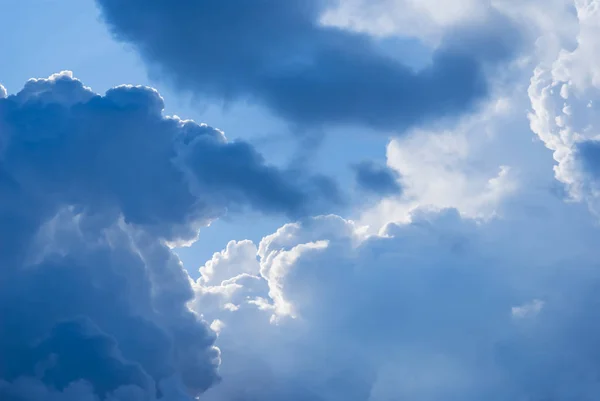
(3, 0, 600, 400)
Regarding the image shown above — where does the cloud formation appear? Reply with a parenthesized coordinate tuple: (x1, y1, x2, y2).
(5, 1, 600, 401)
(528, 0, 600, 215)
(95, 0, 521, 131)
(0, 72, 338, 400)
(184, 5, 600, 399)
(192, 200, 600, 401)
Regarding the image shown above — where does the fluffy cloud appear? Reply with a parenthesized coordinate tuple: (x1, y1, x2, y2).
(0, 72, 338, 400)
(357, 94, 523, 229)
(5, 1, 600, 401)
(529, 0, 600, 215)
(355, 0, 578, 227)
(94, 0, 522, 131)
(191, 199, 600, 401)
(183, 4, 600, 401)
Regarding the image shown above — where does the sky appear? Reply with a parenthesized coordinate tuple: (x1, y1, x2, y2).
(2, 0, 600, 400)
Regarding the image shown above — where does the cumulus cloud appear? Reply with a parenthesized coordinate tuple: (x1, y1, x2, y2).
(357, 94, 523, 229)
(528, 0, 600, 214)
(199, 240, 260, 287)
(6, 2, 600, 401)
(182, 5, 600, 400)
(191, 201, 600, 401)
(95, 0, 522, 131)
(0, 72, 339, 400)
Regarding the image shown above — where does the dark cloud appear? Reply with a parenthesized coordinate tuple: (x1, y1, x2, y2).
(0, 72, 338, 400)
(95, 0, 521, 131)
(353, 161, 402, 195)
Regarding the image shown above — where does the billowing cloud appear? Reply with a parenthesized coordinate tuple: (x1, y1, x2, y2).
(352, 161, 402, 195)
(0, 72, 338, 400)
(191, 198, 600, 401)
(357, 94, 522, 229)
(528, 0, 600, 214)
(95, 0, 521, 131)
(5, 1, 600, 401)
(184, 4, 600, 398)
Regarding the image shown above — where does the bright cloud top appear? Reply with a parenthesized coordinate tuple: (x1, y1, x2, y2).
(192, 204, 600, 401)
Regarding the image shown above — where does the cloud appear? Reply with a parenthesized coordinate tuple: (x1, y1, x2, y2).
(191, 200, 600, 401)
(321, 0, 577, 44)
(528, 0, 600, 215)
(95, 0, 522, 131)
(321, 0, 488, 39)
(352, 161, 402, 195)
(4, 2, 599, 401)
(199, 240, 260, 287)
(185, 11, 600, 392)
(0, 83, 6, 99)
(0, 72, 338, 400)
(1, 71, 339, 235)
(357, 94, 523, 230)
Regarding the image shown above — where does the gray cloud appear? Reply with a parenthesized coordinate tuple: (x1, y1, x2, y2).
(95, 0, 522, 131)
(0, 72, 339, 400)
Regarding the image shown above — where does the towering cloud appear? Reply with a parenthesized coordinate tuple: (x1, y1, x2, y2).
(95, 0, 521, 131)
(0, 72, 337, 400)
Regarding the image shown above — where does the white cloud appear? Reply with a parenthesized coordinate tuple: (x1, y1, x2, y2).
(320, 0, 576, 46)
(357, 93, 529, 231)
(199, 240, 260, 286)
(186, 5, 600, 401)
(528, 0, 600, 213)
(0, 83, 6, 99)
(193, 199, 600, 401)
(320, 0, 486, 41)
(5, 2, 600, 401)
(352, 0, 587, 232)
